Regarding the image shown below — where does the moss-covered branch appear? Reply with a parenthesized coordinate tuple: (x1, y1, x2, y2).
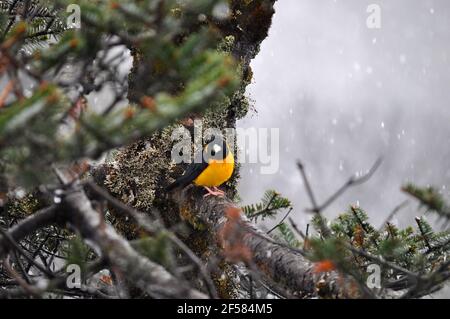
(171, 186, 359, 298)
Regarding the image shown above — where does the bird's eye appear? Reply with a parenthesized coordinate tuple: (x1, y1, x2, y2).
(211, 150, 216, 156)
(212, 144, 222, 154)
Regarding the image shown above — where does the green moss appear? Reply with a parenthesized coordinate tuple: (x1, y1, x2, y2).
(109, 212, 141, 240)
(217, 35, 235, 53)
(104, 127, 176, 213)
(179, 204, 207, 231)
(212, 260, 239, 299)
(6, 192, 44, 219)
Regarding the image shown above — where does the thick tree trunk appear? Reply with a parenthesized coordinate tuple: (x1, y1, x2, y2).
(101, 0, 280, 298)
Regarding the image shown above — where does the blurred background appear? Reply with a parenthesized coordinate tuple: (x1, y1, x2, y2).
(238, 0, 450, 234)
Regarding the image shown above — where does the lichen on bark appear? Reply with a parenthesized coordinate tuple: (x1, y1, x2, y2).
(100, 0, 278, 297)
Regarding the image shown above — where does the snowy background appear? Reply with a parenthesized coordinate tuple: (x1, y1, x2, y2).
(238, 0, 450, 240)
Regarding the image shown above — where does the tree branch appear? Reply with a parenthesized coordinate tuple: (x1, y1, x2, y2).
(171, 186, 358, 298)
(62, 187, 207, 299)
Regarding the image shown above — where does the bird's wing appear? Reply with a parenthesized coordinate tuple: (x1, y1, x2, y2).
(166, 151, 208, 191)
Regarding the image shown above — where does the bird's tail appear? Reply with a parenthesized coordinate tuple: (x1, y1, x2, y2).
(165, 180, 180, 192)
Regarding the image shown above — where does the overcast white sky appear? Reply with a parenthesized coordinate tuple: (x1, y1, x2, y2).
(238, 0, 450, 234)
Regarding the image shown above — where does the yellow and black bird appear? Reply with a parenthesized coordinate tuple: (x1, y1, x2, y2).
(166, 136, 234, 197)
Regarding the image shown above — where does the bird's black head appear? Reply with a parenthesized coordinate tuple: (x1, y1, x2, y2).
(204, 135, 228, 161)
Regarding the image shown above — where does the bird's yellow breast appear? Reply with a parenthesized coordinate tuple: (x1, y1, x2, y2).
(193, 152, 234, 187)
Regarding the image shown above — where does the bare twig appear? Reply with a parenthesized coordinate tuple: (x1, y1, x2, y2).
(288, 217, 306, 240)
(296, 158, 382, 239)
(0, 205, 59, 259)
(12, 249, 31, 284)
(2, 255, 41, 298)
(0, 227, 55, 278)
(378, 200, 409, 231)
(306, 157, 383, 214)
(267, 208, 293, 234)
(296, 161, 318, 210)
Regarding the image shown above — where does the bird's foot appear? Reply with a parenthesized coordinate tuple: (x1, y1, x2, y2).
(212, 186, 226, 196)
(203, 186, 225, 197)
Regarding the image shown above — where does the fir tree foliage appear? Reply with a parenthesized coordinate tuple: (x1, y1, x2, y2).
(403, 184, 450, 221)
(0, 0, 240, 187)
(243, 189, 292, 223)
(286, 198, 448, 292)
(246, 185, 450, 294)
